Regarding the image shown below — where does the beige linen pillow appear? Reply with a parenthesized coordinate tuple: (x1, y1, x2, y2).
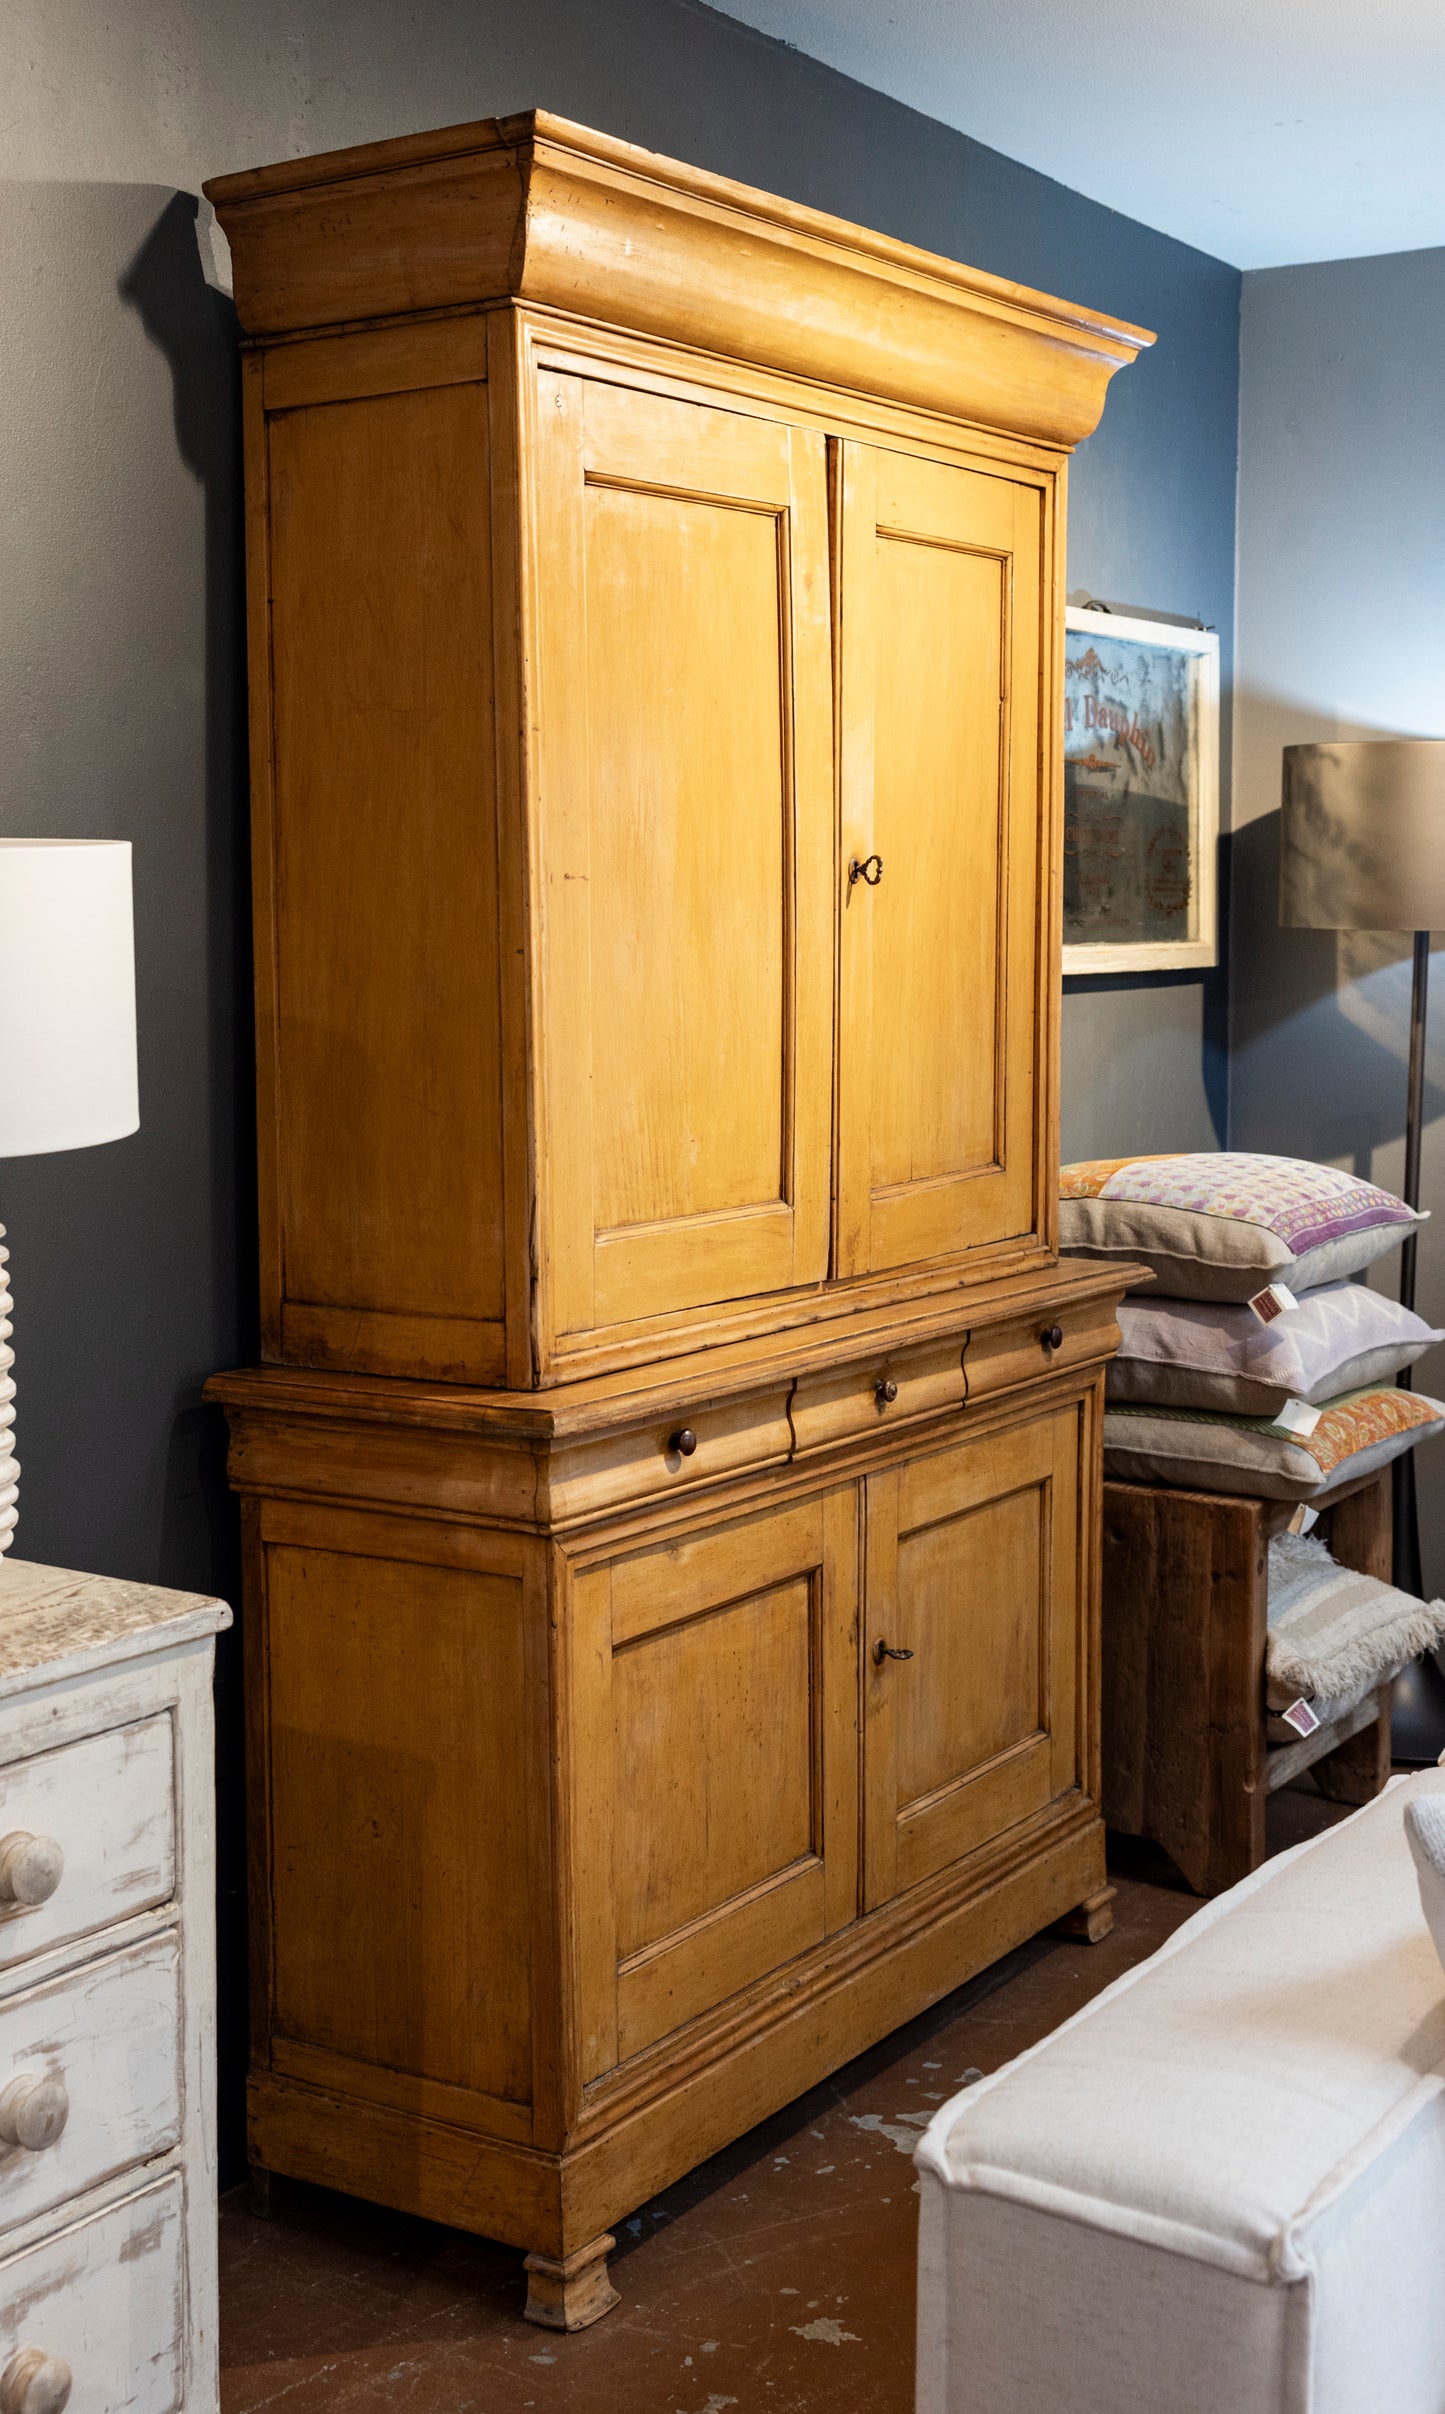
(1103, 1384, 1445, 1503)
(1062, 1152, 1423, 1301)
(1108, 1284, 1441, 1417)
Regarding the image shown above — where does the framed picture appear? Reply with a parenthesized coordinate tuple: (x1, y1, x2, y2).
(1062, 605, 1219, 973)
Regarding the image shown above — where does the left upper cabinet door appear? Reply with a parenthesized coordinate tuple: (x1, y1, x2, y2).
(531, 373, 834, 1360)
(262, 330, 505, 1383)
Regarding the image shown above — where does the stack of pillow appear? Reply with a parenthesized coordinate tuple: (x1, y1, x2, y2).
(1058, 1152, 1445, 1503)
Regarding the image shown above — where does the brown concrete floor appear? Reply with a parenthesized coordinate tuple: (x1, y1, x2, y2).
(220, 1793, 1350, 2414)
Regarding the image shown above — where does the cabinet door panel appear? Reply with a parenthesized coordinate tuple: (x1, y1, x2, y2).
(837, 444, 1046, 1278)
(535, 374, 834, 1347)
(863, 1405, 1081, 1910)
(572, 1492, 858, 2080)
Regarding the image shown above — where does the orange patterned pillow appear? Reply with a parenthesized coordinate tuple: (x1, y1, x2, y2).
(1104, 1384, 1445, 1503)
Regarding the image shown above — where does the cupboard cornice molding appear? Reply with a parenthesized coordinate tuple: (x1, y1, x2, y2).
(205, 108, 1153, 447)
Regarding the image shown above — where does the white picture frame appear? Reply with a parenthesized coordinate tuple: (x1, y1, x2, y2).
(1062, 605, 1220, 974)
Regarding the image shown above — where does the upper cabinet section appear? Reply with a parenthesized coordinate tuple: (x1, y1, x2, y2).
(207, 111, 1151, 449)
(210, 116, 1150, 1389)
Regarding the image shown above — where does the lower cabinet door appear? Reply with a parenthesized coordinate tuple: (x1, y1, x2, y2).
(572, 1489, 859, 2079)
(862, 1401, 1084, 1910)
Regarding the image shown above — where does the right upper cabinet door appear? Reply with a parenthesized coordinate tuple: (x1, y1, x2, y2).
(836, 444, 1047, 1281)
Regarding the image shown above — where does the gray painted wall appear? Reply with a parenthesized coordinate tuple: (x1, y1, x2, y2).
(2, 0, 1238, 2166)
(1233, 246, 1445, 1586)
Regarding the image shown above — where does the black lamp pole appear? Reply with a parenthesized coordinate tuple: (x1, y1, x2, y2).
(1390, 930, 1445, 1758)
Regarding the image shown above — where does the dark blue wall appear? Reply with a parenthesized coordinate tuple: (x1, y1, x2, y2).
(1, 0, 1240, 2175)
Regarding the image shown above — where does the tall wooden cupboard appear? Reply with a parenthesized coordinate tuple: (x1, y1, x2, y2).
(205, 112, 1151, 2328)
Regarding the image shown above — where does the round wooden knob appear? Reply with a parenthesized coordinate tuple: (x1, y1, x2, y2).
(668, 1428, 698, 1459)
(0, 2349, 72, 2414)
(1042, 1326, 1064, 1353)
(874, 1377, 898, 1406)
(0, 2076, 69, 2153)
(0, 1833, 63, 1908)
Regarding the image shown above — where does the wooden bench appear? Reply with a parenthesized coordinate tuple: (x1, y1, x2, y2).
(1102, 1469, 1393, 1895)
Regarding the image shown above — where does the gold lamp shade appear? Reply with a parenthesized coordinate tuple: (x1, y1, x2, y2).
(1281, 739, 1445, 932)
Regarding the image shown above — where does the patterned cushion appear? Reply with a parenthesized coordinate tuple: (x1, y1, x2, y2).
(1108, 1283, 1442, 1416)
(1061, 1151, 1423, 1301)
(1103, 1383, 1445, 1502)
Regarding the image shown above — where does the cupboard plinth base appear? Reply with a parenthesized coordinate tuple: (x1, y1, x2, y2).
(247, 2163, 276, 2220)
(244, 1805, 1106, 2261)
(524, 2236, 619, 2330)
(1054, 1884, 1116, 1944)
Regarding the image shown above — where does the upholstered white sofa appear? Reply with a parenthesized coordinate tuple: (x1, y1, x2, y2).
(916, 1771, 1445, 2414)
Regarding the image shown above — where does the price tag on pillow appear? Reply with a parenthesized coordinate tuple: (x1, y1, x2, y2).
(1249, 1282, 1299, 1325)
(1272, 1397, 1321, 1438)
(1287, 1503, 1320, 1535)
(1279, 1698, 1322, 1738)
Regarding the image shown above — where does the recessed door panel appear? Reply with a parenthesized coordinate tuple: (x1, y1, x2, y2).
(838, 443, 1046, 1279)
(863, 1405, 1081, 1909)
(269, 382, 504, 1373)
(535, 372, 834, 1349)
(572, 1492, 858, 2078)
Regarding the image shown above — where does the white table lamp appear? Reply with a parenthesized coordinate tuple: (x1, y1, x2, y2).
(0, 842, 139, 1554)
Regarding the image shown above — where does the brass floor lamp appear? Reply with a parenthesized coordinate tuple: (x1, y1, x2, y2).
(1281, 739, 1445, 1763)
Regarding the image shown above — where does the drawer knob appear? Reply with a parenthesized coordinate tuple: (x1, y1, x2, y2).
(1042, 1325, 1064, 1354)
(0, 1834, 63, 1909)
(0, 2350, 71, 2414)
(874, 1377, 898, 1407)
(667, 1427, 698, 1459)
(0, 2076, 69, 2153)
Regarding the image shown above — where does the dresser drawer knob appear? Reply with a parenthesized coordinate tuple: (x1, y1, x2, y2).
(874, 1377, 898, 1406)
(667, 1427, 698, 1459)
(0, 2076, 69, 2153)
(1042, 1325, 1064, 1354)
(0, 2349, 71, 2414)
(0, 1834, 63, 1909)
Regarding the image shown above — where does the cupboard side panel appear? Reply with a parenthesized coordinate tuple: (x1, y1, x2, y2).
(260, 1508, 534, 2119)
(266, 377, 506, 1380)
(243, 351, 285, 1361)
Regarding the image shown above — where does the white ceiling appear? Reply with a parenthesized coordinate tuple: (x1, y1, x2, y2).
(706, 0, 1445, 268)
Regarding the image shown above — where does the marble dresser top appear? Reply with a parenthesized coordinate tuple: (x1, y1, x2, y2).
(0, 1558, 231, 1699)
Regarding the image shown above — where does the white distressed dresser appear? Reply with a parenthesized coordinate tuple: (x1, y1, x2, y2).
(0, 1560, 230, 2414)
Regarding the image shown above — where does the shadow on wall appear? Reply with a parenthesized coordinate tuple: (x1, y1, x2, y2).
(1229, 805, 1445, 1166)
(1059, 820, 1230, 1160)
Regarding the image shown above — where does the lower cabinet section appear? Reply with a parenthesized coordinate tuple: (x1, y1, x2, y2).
(229, 1353, 1111, 2318)
(0, 2176, 185, 2414)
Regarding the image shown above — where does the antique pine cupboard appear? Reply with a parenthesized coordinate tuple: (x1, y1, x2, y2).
(205, 112, 1151, 2328)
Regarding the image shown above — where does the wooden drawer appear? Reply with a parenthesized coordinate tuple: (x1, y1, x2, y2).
(0, 2174, 184, 2413)
(0, 1715, 174, 1974)
(546, 1387, 794, 1523)
(0, 1933, 180, 2237)
(964, 1292, 1119, 1405)
(790, 1335, 966, 1456)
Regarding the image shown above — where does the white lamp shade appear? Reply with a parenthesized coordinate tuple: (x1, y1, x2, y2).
(0, 842, 139, 1157)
